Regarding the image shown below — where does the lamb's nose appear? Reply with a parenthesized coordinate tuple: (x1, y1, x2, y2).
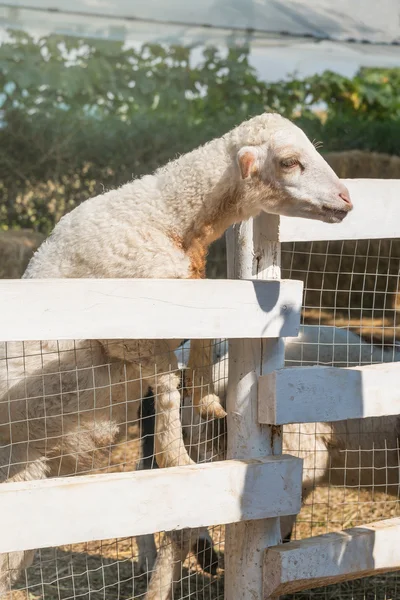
(339, 184, 352, 209)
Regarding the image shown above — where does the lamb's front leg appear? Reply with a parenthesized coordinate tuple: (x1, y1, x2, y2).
(143, 343, 195, 600)
(99, 339, 193, 469)
(145, 341, 194, 468)
(186, 339, 226, 419)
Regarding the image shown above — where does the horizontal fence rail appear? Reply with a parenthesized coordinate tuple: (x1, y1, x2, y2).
(0, 456, 302, 553)
(276, 179, 400, 242)
(258, 362, 400, 425)
(0, 278, 302, 341)
(264, 517, 400, 597)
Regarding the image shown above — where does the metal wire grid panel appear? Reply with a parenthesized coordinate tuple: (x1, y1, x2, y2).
(282, 239, 400, 352)
(0, 338, 227, 600)
(281, 238, 400, 600)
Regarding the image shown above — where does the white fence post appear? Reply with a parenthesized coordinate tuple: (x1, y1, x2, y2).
(224, 214, 285, 599)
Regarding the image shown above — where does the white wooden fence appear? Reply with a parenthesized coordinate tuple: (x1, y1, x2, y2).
(0, 178, 400, 599)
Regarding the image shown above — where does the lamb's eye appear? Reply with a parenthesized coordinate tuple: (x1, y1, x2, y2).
(280, 158, 299, 169)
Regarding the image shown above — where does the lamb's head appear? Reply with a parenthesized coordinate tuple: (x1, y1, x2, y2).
(235, 114, 352, 224)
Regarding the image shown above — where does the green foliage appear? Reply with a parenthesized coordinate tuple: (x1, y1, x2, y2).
(0, 30, 399, 232)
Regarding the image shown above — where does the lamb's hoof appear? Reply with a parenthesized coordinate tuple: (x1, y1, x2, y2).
(197, 394, 227, 419)
(283, 530, 293, 544)
(156, 450, 195, 469)
(192, 538, 219, 575)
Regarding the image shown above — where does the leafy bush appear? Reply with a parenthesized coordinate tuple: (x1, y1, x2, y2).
(1, 31, 399, 232)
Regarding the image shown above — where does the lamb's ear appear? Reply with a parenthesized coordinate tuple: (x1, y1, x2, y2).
(237, 146, 260, 180)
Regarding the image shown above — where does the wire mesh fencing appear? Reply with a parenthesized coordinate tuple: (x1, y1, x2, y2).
(281, 238, 400, 600)
(0, 337, 227, 600)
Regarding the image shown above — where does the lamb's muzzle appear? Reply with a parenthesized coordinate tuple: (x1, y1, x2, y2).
(322, 180, 353, 223)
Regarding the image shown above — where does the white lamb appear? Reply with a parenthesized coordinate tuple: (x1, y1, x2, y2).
(22, 112, 351, 471)
(1, 112, 352, 598)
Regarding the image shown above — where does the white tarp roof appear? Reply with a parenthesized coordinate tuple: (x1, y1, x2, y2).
(1, 1, 399, 79)
(1, 0, 399, 44)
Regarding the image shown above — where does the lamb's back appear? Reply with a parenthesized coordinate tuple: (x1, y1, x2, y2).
(23, 178, 174, 279)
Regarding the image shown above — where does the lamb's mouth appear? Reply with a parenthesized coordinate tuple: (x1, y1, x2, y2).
(321, 206, 350, 224)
